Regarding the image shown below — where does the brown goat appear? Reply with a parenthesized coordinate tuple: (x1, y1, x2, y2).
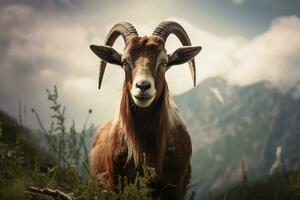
(89, 21, 201, 200)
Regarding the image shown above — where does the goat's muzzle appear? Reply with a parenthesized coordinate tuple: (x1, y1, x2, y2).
(130, 75, 156, 107)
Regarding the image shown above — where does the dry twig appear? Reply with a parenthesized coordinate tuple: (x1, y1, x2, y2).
(26, 186, 73, 200)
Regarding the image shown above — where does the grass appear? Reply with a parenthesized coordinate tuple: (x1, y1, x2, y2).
(214, 162, 300, 200)
(0, 86, 155, 200)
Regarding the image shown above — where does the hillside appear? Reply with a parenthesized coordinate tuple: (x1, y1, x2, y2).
(1, 78, 300, 199)
(175, 77, 300, 199)
(0, 89, 155, 200)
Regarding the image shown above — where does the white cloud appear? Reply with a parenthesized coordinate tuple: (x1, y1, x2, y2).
(164, 17, 247, 94)
(231, 0, 245, 5)
(228, 16, 300, 90)
(166, 16, 300, 92)
(0, 4, 299, 128)
(0, 4, 113, 128)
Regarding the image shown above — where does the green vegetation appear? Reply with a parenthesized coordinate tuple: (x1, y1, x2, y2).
(215, 166, 300, 200)
(0, 86, 155, 200)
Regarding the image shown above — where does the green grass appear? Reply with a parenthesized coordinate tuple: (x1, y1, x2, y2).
(0, 130, 155, 200)
(214, 165, 300, 200)
(0, 86, 155, 200)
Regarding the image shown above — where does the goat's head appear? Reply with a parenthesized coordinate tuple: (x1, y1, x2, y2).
(90, 21, 201, 107)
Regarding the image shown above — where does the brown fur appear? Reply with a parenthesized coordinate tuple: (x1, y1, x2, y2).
(90, 36, 192, 200)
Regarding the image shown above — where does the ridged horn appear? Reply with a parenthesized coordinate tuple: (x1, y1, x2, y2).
(98, 22, 138, 89)
(152, 21, 197, 86)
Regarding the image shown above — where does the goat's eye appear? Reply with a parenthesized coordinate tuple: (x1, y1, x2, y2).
(122, 60, 131, 70)
(160, 61, 167, 69)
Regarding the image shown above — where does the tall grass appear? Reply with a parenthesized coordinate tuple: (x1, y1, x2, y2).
(0, 86, 155, 200)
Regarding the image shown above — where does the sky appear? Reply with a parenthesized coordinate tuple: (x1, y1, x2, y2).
(0, 0, 300, 129)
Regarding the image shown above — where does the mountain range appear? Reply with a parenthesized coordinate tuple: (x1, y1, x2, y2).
(175, 77, 300, 199)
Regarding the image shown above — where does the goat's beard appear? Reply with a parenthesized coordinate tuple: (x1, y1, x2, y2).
(120, 82, 170, 171)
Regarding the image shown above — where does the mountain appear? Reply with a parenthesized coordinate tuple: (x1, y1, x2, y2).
(174, 77, 300, 199)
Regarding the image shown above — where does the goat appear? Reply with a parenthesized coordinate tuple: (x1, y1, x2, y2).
(89, 21, 201, 200)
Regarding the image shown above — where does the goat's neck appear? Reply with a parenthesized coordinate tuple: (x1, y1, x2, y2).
(119, 83, 171, 169)
(132, 86, 170, 136)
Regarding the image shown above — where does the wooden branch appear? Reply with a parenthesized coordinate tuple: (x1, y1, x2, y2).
(26, 186, 73, 200)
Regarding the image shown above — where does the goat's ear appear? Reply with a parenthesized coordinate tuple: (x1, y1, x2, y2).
(168, 46, 202, 67)
(90, 45, 122, 66)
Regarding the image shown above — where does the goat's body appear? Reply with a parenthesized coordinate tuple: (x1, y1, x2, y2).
(90, 84, 192, 200)
(89, 22, 200, 199)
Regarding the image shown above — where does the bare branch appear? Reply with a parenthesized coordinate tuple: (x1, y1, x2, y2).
(26, 186, 73, 200)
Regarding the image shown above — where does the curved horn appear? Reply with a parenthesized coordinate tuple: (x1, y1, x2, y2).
(152, 21, 197, 86)
(98, 22, 138, 89)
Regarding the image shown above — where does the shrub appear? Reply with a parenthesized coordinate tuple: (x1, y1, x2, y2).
(0, 86, 155, 200)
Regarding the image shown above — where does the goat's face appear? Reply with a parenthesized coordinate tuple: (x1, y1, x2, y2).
(91, 36, 200, 108)
(90, 22, 201, 108)
(122, 36, 167, 107)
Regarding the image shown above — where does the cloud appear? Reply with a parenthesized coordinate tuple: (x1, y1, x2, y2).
(0, 3, 299, 128)
(231, 0, 245, 5)
(163, 17, 247, 93)
(167, 16, 300, 92)
(228, 16, 300, 90)
(0, 0, 82, 11)
(0, 4, 110, 128)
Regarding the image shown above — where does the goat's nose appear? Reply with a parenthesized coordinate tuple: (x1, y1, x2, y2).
(136, 81, 151, 92)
